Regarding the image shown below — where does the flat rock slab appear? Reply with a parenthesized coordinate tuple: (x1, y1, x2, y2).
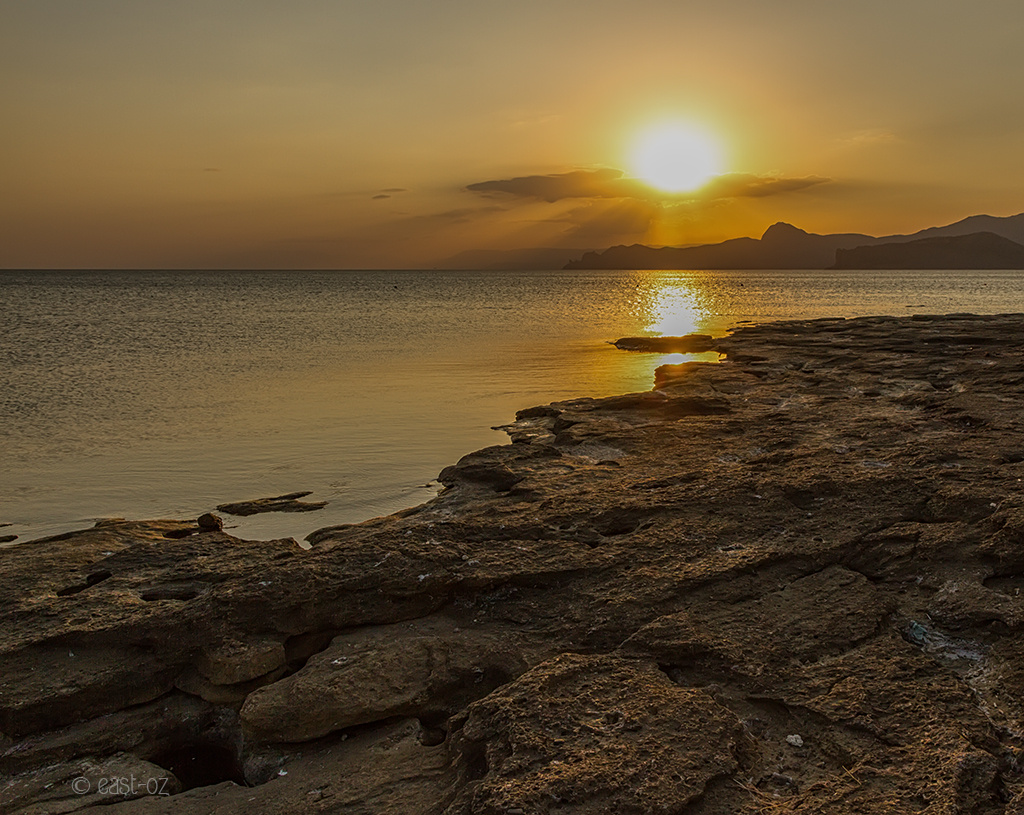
(215, 491, 327, 516)
(612, 334, 717, 353)
(3, 753, 182, 814)
(240, 619, 525, 743)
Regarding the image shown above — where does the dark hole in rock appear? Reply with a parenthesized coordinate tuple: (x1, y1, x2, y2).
(657, 664, 688, 686)
(984, 575, 1024, 597)
(164, 528, 199, 539)
(140, 584, 202, 602)
(419, 718, 447, 747)
(461, 741, 490, 782)
(592, 507, 649, 537)
(151, 739, 246, 791)
(284, 630, 336, 671)
(598, 518, 640, 536)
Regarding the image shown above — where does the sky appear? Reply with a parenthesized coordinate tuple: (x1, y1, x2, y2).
(3, 0, 1024, 269)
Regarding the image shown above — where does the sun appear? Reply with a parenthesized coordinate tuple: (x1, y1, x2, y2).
(629, 123, 723, 193)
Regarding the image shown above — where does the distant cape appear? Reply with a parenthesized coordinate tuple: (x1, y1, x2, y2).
(563, 212, 1024, 270)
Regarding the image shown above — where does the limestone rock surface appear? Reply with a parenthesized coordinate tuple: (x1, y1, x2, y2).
(445, 653, 740, 814)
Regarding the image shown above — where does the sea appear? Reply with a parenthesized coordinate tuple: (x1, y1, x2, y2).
(4, 268, 1024, 545)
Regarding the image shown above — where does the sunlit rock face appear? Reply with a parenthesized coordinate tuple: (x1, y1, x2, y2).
(5, 313, 1024, 813)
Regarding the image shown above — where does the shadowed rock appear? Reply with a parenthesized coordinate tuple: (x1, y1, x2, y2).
(215, 491, 327, 516)
(196, 513, 223, 531)
(240, 619, 525, 743)
(611, 333, 717, 353)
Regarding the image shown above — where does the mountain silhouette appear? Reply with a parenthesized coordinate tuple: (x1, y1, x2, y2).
(833, 231, 1024, 269)
(564, 213, 1024, 270)
(893, 213, 1024, 245)
(564, 223, 884, 269)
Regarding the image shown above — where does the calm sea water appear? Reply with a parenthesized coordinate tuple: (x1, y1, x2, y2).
(3, 268, 1024, 544)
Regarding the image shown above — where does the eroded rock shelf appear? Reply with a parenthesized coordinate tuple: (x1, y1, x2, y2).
(4, 314, 1024, 813)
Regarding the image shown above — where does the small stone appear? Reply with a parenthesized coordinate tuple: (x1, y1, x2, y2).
(786, 734, 804, 747)
(197, 513, 223, 531)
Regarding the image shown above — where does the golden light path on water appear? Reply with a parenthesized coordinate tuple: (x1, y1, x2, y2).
(641, 280, 703, 336)
(617, 270, 728, 376)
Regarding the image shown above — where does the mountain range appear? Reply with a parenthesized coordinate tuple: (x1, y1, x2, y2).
(563, 213, 1024, 270)
(833, 231, 1024, 270)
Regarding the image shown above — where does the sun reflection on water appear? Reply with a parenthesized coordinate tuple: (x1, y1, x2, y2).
(614, 272, 731, 386)
(630, 272, 711, 337)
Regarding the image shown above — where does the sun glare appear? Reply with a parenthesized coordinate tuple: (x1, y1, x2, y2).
(630, 123, 723, 193)
(645, 282, 701, 336)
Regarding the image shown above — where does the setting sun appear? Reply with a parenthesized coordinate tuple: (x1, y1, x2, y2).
(629, 123, 723, 193)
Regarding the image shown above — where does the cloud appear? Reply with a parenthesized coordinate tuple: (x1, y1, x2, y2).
(466, 168, 632, 202)
(413, 205, 507, 225)
(466, 168, 829, 203)
(699, 173, 830, 199)
(371, 187, 409, 199)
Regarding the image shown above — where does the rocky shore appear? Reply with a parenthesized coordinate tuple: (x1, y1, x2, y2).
(5, 314, 1024, 813)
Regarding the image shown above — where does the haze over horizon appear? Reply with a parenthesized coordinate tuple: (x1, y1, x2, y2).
(3, 0, 1023, 270)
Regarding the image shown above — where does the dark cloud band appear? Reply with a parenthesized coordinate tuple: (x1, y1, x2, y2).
(466, 168, 628, 202)
(466, 168, 828, 203)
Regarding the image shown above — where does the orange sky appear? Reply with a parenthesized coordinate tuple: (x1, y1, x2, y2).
(3, 1, 1024, 269)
